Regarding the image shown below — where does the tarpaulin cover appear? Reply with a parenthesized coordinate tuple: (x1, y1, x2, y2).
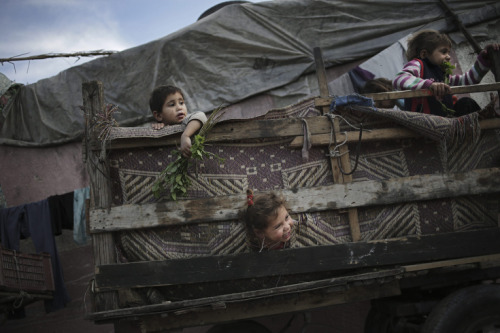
(1, 0, 499, 146)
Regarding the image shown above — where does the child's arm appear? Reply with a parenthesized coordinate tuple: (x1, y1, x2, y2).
(179, 112, 208, 158)
(448, 44, 500, 86)
(393, 59, 450, 98)
(180, 120, 202, 158)
(393, 59, 434, 91)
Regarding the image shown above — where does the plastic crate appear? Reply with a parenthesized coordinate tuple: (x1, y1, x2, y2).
(0, 248, 54, 292)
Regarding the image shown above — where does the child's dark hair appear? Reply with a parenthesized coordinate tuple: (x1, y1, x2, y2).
(406, 29, 452, 60)
(149, 85, 184, 114)
(243, 190, 286, 234)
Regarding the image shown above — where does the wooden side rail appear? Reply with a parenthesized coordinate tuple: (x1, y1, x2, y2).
(91, 111, 500, 151)
(90, 82, 500, 151)
(94, 228, 500, 291)
(315, 82, 500, 106)
(89, 167, 500, 232)
(289, 117, 500, 148)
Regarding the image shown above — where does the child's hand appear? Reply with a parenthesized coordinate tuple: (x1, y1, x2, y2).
(151, 122, 165, 130)
(483, 44, 500, 53)
(180, 134, 192, 158)
(480, 44, 500, 61)
(430, 82, 451, 98)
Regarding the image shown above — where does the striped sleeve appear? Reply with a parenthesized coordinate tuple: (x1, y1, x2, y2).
(393, 59, 434, 91)
(448, 53, 490, 86)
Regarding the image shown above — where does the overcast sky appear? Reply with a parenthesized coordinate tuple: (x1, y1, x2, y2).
(0, 0, 266, 85)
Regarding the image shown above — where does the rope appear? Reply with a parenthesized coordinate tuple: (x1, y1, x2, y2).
(325, 114, 363, 176)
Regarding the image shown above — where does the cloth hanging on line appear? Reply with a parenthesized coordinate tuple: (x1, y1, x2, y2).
(73, 187, 89, 245)
(48, 192, 74, 235)
(0, 199, 71, 312)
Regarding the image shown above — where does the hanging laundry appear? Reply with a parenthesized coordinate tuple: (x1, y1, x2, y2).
(0, 199, 71, 312)
(73, 187, 90, 245)
(48, 192, 74, 235)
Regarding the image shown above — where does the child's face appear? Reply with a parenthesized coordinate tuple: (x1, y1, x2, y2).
(259, 205, 294, 244)
(153, 91, 188, 125)
(425, 44, 451, 67)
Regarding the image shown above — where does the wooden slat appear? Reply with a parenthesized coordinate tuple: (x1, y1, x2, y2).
(402, 254, 500, 272)
(94, 228, 500, 291)
(314, 82, 500, 106)
(289, 118, 500, 148)
(137, 281, 400, 332)
(92, 109, 500, 151)
(487, 47, 500, 101)
(90, 268, 402, 322)
(92, 116, 332, 150)
(89, 167, 500, 232)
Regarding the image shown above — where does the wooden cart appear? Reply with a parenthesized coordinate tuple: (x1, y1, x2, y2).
(83, 50, 500, 333)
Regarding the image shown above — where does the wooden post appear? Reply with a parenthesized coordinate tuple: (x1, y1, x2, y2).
(438, 0, 482, 54)
(313, 47, 361, 242)
(487, 46, 500, 106)
(82, 81, 118, 312)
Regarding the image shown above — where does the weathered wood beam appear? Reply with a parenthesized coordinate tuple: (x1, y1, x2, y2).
(314, 46, 361, 242)
(90, 84, 500, 151)
(289, 118, 500, 148)
(138, 281, 399, 332)
(315, 82, 500, 106)
(82, 81, 119, 312)
(89, 167, 500, 232)
(94, 228, 500, 291)
(95, 282, 400, 330)
(402, 253, 500, 272)
(486, 47, 500, 103)
(91, 116, 331, 150)
(89, 268, 402, 321)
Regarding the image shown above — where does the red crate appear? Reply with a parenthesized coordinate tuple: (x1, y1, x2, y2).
(0, 248, 54, 292)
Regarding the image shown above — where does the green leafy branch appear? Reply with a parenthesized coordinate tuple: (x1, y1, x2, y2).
(442, 61, 455, 85)
(440, 61, 456, 117)
(152, 107, 225, 200)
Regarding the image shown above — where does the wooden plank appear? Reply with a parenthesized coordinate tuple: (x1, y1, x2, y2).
(82, 81, 119, 312)
(438, 0, 482, 54)
(289, 118, 500, 148)
(314, 47, 330, 99)
(89, 167, 500, 232)
(315, 83, 500, 106)
(94, 228, 500, 291)
(91, 109, 500, 151)
(487, 47, 500, 102)
(89, 268, 402, 321)
(92, 116, 332, 150)
(314, 47, 361, 242)
(99, 281, 400, 329)
(402, 254, 500, 272)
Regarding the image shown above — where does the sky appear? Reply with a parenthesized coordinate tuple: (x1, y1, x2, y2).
(0, 0, 266, 85)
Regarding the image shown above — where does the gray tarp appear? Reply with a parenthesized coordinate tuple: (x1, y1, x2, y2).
(1, 0, 499, 146)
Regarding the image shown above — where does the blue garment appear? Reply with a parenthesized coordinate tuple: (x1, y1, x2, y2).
(0, 205, 25, 250)
(330, 94, 374, 112)
(0, 200, 70, 312)
(73, 187, 90, 245)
